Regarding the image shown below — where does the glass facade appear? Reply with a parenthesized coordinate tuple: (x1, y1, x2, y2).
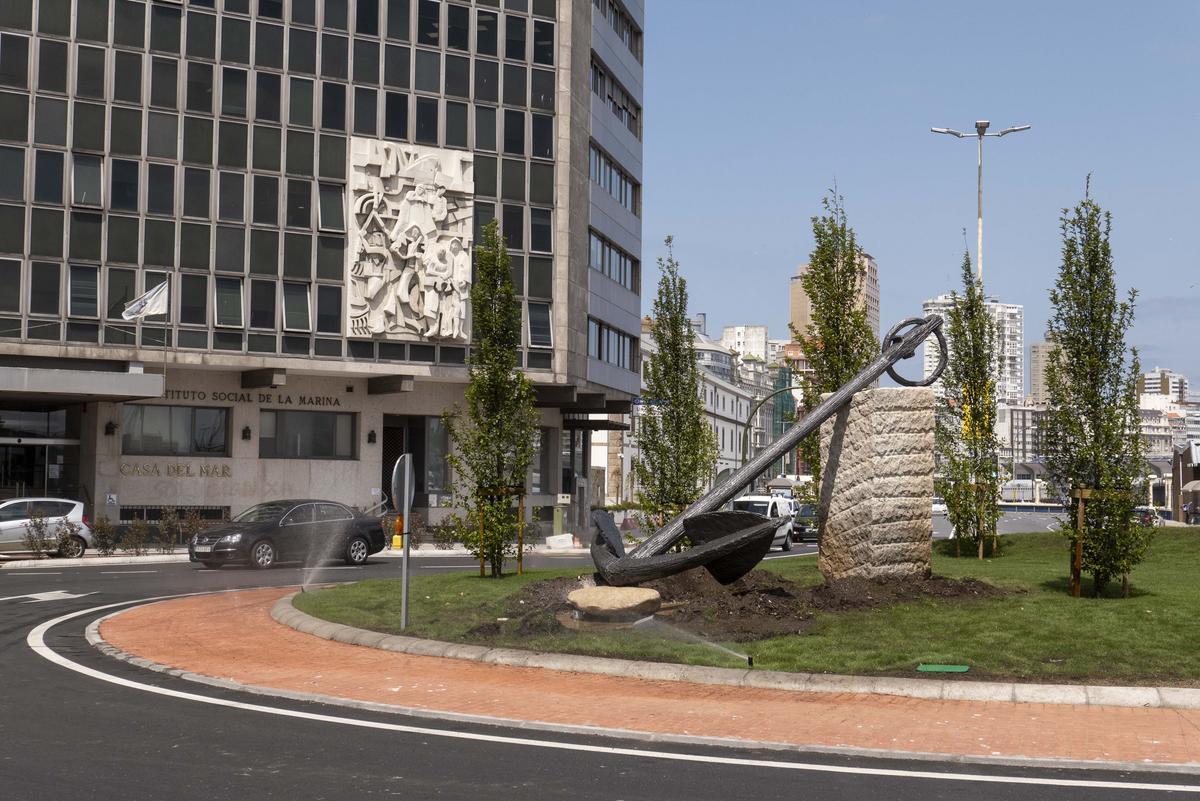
(0, 0, 560, 367)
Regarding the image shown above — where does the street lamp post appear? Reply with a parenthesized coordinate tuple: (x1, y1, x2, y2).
(931, 121, 1031, 282)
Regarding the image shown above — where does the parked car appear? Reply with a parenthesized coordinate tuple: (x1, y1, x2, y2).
(188, 499, 386, 569)
(1132, 506, 1161, 527)
(0, 498, 93, 557)
(731, 495, 794, 551)
(792, 503, 819, 542)
(931, 497, 949, 517)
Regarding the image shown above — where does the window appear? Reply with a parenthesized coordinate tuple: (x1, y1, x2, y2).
(121, 404, 230, 456)
(417, 0, 439, 46)
(187, 11, 216, 58)
(256, 23, 285, 69)
(353, 39, 379, 83)
(179, 274, 207, 325)
(286, 180, 311, 228)
(69, 265, 98, 317)
(147, 163, 175, 215)
(183, 168, 210, 218)
(445, 101, 467, 148)
(589, 58, 639, 137)
(356, 0, 380, 36)
(260, 410, 355, 459)
(414, 49, 439, 93)
(147, 113, 178, 159)
(222, 17, 251, 63)
(149, 3, 181, 53)
(593, 0, 642, 60)
(353, 86, 377, 135)
(444, 54, 469, 98)
(187, 63, 213, 113)
(384, 44, 409, 88)
(501, 158, 524, 201)
(317, 184, 345, 231)
(475, 106, 496, 151)
(504, 14, 525, 60)
(256, 73, 281, 121)
(527, 302, 551, 347)
(253, 125, 281, 170)
(214, 276, 243, 327)
(222, 68, 248, 117)
(0, 259, 18, 312)
(112, 52, 141, 104)
(587, 229, 638, 291)
(531, 113, 552, 159)
(282, 282, 310, 330)
(477, 11, 497, 55)
(253, 175, 278, 224)
(290, 77, 314, 126)
(387, 0, 410, 40)
(587, 318, 636, 370)
(0, 33, 29, 89)
(415, 97, 437, 144)
(218, 172, 244, 221)
(72, 155, 103, 206)
(502, 203, 522, 250)
(250, 279, 275, 328)
(316, 285, 340, 333)
(35, 97, 67, 146)
(0, 147, 23, 200)
(503, 109, 525, 155)
(34, 149, 62, 205)
(76, 46, 106, 99)
(325, 0, 349, 30)
(529, 208, 550, 252)
(289, 28, 317, 74)
(321, 34, 348, 79)
(106, 268, 136, 318)
(321, 82, 346, 130)
(503, 64, 526, 106)
(384, 91, 407, 138)
(182, 116, 213, 163)
(532, 20, 553, 64)
(39, 39, 67, 94)
(114, 1, 146, 48)
(29, 261, 60, 315)
(589, 144, 639, 214)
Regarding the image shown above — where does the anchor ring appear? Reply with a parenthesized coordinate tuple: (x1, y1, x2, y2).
(882, 316, 948, 387)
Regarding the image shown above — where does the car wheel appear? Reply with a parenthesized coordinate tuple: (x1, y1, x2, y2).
(250, 539, 277, 569)
(200, 561, 222, 570)
(781, 531, 793, 551)
(58, 535, 86, 558)
(344, 535, 369, 566)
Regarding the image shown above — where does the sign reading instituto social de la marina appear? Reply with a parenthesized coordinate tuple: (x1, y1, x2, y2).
(346, 139, 475, 343)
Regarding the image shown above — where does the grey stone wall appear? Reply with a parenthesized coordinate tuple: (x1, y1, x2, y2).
(817, 387, 935, 582)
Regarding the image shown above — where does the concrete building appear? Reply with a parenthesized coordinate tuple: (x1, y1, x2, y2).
(789, 252, 881, 341)
(922, 294, 1024, 406)
(0, 0, 644, 536)
(995, 404, 1045, 476)
(719, 324, 768, 363)
(1184, 393, 1200, 441)
(1139, 367, 1190, 403)
(1028, 339, 1054, 406)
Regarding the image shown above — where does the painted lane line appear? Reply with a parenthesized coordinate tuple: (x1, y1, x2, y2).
(26, 597, 1200, 794)
(101, 571, 158, 574)
(300, 566, 363, 571)
(422, 565, 478, 569)
(3, 571, 63, 575)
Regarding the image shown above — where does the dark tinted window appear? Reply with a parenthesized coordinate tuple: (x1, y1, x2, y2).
(256, 23, 284, 69)
(38, 39, 67, 93)
(256, 73, 281, 121)
(447, 5, 469, 50)
(415, 97, 437, 144)
(187, 12, 216, 58)
(384, 92, 407, 139)
(386, 0, 410, 40)
(504, 15, 525, 60)
(356, 0, 379, 36)
(113, 51, 142, 103)
(150, 57, 178, 108)
(149, 4, 181, 53)
(417, 0, 439, 45)
(476, 11, 497, 56)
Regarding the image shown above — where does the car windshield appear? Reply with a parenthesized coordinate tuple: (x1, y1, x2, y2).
(732, 500, 769, 516)
(233, 502, 293, 522)
(798, 504, 817, 516)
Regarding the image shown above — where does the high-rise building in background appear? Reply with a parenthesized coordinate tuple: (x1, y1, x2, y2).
(922, 294, 1024, 406)
(719, 324, 769, 363)
(1139, 367, 1190, 403)
(789, 252, 881, 341)
(0, 0, 644, 534)
(1028, 339, 1055, 406)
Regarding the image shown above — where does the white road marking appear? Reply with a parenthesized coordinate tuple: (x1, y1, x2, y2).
(762, 551, 818, 561)
(422, 565, 478, 569)
(0, 590, 97, 603)
(27, 597, 1200, 794)
(3, 572, 63, 575)
(301, 566, 362, 571)
(101, 571, 158, 575)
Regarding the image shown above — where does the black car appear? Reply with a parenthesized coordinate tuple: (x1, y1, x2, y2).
(189, 500, 386, 569)
(792, 503, 819, 542)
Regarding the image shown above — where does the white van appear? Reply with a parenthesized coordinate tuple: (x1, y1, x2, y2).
(730, 495, 794, 551)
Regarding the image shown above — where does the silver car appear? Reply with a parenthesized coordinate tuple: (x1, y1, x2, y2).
(0, 498, 94, 558)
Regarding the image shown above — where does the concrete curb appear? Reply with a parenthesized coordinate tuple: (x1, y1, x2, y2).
(83, 604, 1200, 775)
(274, 593, 1200, 710)
(0, 545, 591, 569)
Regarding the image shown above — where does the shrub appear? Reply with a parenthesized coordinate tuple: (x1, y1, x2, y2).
(21, 512, 52, 556)
(91, 515, 117, 556)
(180, 508, 207, 546)
(157, 507, 180, 553)
(55, 518, 83, 556)
(122, 518, 151, 556)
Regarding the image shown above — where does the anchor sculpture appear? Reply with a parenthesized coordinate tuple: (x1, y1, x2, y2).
(591, 315, 950, 587)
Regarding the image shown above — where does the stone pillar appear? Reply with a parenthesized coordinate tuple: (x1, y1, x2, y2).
(817, 387, 935, 582)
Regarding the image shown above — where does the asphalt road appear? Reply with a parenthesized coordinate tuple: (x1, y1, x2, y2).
(2, 551, 1194, 800)
(933, 509, 1066, 539)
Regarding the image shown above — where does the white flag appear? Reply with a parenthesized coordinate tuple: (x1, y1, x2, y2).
(121, 281, 170, 321)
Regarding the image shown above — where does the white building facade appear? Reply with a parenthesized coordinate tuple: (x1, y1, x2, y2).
(922, 294, 1024, 406)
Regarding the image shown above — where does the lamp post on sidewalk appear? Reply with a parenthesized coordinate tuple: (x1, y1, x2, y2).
(931, 121, 1031, 282)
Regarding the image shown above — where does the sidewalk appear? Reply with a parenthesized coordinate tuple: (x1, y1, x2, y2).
(0, 544, 590, 569)
(97, 587, 1200, 769)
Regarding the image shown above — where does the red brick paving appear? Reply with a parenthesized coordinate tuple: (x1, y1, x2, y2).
(100, 587, 1200, 765)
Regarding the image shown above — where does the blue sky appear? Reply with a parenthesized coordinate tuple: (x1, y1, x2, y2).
(640, 0, 1200, 388)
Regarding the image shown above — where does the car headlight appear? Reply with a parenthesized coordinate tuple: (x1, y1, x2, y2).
(219, 533, 243, 544)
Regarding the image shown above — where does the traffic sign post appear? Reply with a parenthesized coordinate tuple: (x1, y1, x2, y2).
(391, 454, 416, 629)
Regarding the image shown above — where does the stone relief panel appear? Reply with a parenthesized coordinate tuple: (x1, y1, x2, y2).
(346, 139, 474, 342)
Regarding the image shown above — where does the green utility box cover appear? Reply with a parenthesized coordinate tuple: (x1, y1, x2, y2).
(916, 663, 970, 673)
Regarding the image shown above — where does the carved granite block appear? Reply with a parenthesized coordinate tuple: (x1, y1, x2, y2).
(818, 387, 935, 582)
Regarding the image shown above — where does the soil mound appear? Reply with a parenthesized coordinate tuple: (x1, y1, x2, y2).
(474, 569, 1009, 643)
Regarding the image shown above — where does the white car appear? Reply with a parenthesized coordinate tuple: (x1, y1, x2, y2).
(731, 495, 794, 551)
(0, 498, 94, 557)
(931, 497, 948, 517)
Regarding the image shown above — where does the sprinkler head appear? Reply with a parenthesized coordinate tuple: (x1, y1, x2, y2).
(747, 656, 753, 669)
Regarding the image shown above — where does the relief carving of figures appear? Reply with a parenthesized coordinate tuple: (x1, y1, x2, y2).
(346, 139, 474, 342)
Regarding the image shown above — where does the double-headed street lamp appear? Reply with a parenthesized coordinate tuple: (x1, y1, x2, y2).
(931, 121, 1031, 282)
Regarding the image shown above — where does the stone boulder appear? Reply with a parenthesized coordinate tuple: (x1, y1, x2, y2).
(567, 586, 662, 620)
(817, 386, 935, 582)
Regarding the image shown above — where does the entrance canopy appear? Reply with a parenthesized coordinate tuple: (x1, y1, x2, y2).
(0, 365, 163, 403)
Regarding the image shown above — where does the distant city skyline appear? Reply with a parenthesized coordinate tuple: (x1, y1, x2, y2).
(640, 0, 1199, 383)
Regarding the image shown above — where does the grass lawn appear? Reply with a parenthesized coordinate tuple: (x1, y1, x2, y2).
(293, 529, 1200, 684)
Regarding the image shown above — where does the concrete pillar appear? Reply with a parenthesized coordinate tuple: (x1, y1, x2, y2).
(818, 387, 935, 582)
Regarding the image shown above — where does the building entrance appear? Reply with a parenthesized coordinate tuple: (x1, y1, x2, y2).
(0, 406, 83, 501)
